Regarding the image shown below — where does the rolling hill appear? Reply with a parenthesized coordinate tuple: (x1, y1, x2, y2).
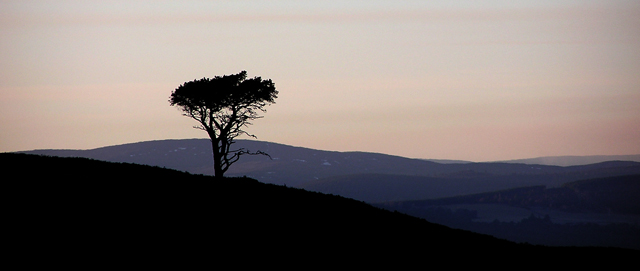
(499, 155, 640, 166)
(19, 139, 640, 201)
(3, 153, 637, 265)
(374, 174, 640, 249)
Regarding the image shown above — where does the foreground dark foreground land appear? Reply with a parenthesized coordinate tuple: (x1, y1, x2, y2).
(3, 153, 636, 266)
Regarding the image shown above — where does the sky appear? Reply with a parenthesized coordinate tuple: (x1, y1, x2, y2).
(1, 0, 639, 162)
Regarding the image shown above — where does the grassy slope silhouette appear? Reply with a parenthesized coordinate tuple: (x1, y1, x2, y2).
(3, 153, 637, 266)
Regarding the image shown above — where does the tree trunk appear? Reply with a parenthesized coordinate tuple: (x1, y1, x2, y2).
(211, 138, 223, 179)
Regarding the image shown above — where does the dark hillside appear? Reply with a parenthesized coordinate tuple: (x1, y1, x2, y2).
(2, 153, 636, 266)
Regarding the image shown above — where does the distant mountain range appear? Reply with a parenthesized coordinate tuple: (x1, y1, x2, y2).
(18, 138, 640, 203)
(423, 155, 640, 166)
(498, 155, 640, 166)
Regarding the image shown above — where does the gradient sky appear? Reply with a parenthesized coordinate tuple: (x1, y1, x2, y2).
(1, 0, 639, 161)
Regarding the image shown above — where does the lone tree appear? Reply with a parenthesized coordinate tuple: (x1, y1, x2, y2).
(169, 71, 278, 178)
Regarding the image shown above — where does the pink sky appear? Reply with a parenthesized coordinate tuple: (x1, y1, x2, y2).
(1, 1, 639, 161)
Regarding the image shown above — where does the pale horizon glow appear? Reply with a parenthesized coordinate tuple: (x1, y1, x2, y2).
(1, 1, 639, 162)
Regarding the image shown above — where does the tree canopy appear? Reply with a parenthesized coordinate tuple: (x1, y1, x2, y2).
(169, 71, 278, 178)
